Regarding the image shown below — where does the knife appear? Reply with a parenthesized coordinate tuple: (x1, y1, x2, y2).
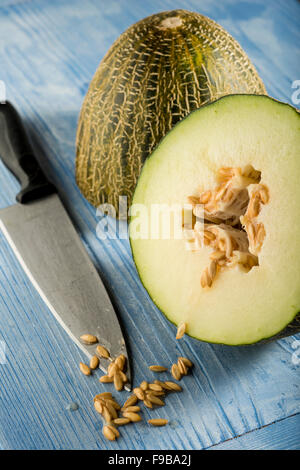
(0, 102, 131, 389)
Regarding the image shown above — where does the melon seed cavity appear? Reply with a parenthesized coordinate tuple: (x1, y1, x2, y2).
(186, 165, 270, 288)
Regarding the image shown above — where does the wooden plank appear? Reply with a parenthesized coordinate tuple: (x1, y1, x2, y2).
(208, 413, 300, 450)
(0, 0, 299, 449)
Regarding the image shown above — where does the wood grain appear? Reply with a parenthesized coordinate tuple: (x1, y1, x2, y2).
(208, 413, 300, 450)
(0, 0, 299, 450)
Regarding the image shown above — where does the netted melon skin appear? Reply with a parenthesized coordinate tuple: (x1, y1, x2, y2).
(76, 9, 266, 214)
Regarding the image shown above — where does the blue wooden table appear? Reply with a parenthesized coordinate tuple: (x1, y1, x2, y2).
(0, 0, 299, 450)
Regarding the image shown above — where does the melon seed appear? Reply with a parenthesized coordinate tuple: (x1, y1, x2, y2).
(122, 405, 140, 413)
(103, 424, 119, 440)
(146, 394, 165, 406)
(105, 402, 118, 420)
(176, 322, 186, 339)
(96, 344, 110, 359)
(178, 356, 193, 368)
(148, 418, 168, 427)
(90, 355, 99, 370)
(140, 380, 148, 391)
(114, 372, 124, 391)
(102, 405, 112, 423)
(99, 375, 113, 383)
(171, 363, 181, 381)
(80, 334, 98, 345)
(106, 399, 121, 411)
(94, 392, 112, 400)
(149, 365, 168, 372)
(149, 383, 163, 392)
(143, 399, 153, 409)
(177, 358, 188, 375)
(133, 387, 145, 400)
(122, 412, 142, 422)
(113, 418, 130, 426)
(94, 400, 103, 414)
(164, 381, 182, 391)
(79, 362, 91, 376)
(115, 354, 126, 370)
(122, 395, 138, 408)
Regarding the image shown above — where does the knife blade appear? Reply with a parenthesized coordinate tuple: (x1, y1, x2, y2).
(0, 102, 131, 389)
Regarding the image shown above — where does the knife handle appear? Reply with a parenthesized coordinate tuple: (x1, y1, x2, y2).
(0, 102, 56, 203)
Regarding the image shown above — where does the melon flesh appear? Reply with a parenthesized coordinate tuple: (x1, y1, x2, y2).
(130, 94, 300, 345)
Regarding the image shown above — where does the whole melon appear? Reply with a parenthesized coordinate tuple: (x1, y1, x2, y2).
(76, 10, 266, 215)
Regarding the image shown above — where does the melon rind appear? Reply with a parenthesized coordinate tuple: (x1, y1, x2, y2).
(76, 9, 266, 214)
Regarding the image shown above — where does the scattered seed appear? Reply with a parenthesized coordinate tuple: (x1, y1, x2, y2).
(119, 371, 128, 383)
(149, 365, 168, 372)
(122, 405, 140, 413)
(90, 355, 99, 370)
(94, 400, 103, 414)
(133, 387, 145, 401)
(164, 381, 182, 391)
(103, 425, 116, 441)
(176, 322, 186, 340)
(99, 375, 114, 383)
(95, 392, 112, 400)
(108, 362, 118, 378)
(153, 380, 171, 391)
(113, 418, 130, 426)
(122, 395, 138, 408)
(140, 380, 148, 391)
(171, 363, 181, 381)
(114, 372, 123, 391)
(148, 418, 168, 427)
(79, 362, 91, 376)
(107, 424, 120, 437)
(178, 357, 193, 368)
(146, 394, 165, 406)
(154, 380, 165, 387)
(105, 399, 121, 411)
(147, 390, 165, 396)
(115, 354, 126, 370)
(96, 344, 110, 359)
(105, 402, 118, 420)
(143, 399, 153, 408)
(177, 358, 188, 376)
(102, 405, 112, 423)
(149, 383, 163, 392)
(122, 412, 142, 422)
(80, 334, 98, 345)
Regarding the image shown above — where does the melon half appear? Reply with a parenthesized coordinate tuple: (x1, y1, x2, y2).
(129, 94, 300, 345)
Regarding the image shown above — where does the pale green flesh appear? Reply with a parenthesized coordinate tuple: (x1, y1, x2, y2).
(130, 95, 300, 345)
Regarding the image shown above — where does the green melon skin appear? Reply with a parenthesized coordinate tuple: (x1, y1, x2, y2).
(76, 9, 266, 215)
(129, 95, 300, 346)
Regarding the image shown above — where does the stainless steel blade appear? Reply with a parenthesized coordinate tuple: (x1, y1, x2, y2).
(0, 194, 131, 389)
